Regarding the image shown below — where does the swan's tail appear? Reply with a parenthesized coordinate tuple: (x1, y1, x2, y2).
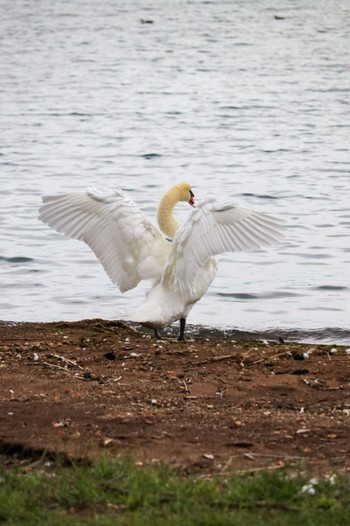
(121, 305, 169, 329)
(120, 283, 186, 329)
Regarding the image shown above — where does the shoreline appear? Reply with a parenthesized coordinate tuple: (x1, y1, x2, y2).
(1, 318, 350, 345)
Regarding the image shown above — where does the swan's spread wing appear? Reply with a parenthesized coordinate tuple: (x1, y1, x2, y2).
(163, 196, 284, 295)
(39, 187, 170, 292)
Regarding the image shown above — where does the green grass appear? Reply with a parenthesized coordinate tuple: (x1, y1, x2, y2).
(0, 456, 349, 525)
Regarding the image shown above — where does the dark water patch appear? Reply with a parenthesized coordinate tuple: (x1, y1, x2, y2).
(217, 291, 302, 300)
(141, 153, 162, 160)
(233, 42, 253, 47)
(258, 149, 292, 154)
(307, 88, 350, 94)
(316, 168, 350, 174)
(218, 292, 257, 300)
(0, 256, 34, 263)
(313, 285, 348, 291)
(0, 282, 44, 289)
(219, 105, 241, 110)
(293, 252, 332, 259)
(301, 307, 342, 312)
(298, 261, 328, 266)
(240, 193, 279, 200)
(68, 112, 92, 117)
(327, 233, 349, 239)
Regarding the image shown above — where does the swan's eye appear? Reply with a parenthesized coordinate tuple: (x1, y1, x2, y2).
(189, 190, 195, 206)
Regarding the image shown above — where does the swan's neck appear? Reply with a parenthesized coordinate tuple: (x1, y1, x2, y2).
(157, 189, 182, 238)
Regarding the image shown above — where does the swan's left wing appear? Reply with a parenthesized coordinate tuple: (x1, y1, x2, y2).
(162, 196, 284, 295)
(39, 187, 170, 292)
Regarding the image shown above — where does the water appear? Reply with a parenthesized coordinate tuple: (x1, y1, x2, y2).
(1, 0, 350, 343)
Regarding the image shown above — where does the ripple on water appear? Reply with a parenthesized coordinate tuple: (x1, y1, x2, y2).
(0, 256, 34, 263)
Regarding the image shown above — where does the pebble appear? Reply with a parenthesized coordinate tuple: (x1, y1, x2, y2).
(301, 478, 318, 495)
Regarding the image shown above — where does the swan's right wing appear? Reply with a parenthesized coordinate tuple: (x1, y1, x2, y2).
(39, 187, 170, 292)
(163, 196, 284, 296)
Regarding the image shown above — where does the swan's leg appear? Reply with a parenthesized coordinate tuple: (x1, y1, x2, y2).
(178, 318, 186, 341)
(154, 328, 161, 339)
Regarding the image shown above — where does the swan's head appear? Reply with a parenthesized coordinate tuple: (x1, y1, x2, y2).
(174, 182, 195, 207)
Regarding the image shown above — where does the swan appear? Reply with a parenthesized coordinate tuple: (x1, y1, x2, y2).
(39, 182, 284, 340)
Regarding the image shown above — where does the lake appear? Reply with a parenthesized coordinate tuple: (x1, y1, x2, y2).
(1, 0, 349, 343)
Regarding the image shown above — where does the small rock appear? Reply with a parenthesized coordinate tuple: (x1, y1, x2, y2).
(52, 419, 70, 428)
(296, 428, 310, 434)
(301, 481, 317, 495)
(103, 352, 116, 360)
(203, 453, 214, 460)
(293, 353, 305, 361)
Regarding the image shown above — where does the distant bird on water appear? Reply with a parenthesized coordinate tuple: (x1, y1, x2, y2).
(39, 182, 284, 340)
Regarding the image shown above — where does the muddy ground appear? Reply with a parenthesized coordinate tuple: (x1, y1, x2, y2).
(1, 319, 350, 475)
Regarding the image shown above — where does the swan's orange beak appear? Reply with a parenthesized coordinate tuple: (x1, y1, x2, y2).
(189, 190, 195, 207)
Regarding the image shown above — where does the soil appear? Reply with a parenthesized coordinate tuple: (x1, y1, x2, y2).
(1, 319, 350, 475)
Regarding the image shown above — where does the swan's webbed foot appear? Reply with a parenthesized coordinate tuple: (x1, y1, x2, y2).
(178, 318, 186, 341)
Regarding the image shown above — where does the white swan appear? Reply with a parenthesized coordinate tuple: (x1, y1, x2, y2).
(39, 182, 284, 340)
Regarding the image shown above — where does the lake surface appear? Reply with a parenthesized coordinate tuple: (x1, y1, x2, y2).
(1, 0, 350, 343)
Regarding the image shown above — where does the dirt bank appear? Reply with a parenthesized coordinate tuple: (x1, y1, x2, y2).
(1, 319, 349, 474)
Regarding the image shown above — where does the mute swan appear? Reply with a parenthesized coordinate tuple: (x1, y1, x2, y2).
(39, 182, 283, 340)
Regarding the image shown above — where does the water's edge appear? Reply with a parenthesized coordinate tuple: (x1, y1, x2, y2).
(1, 320, 349, 346)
